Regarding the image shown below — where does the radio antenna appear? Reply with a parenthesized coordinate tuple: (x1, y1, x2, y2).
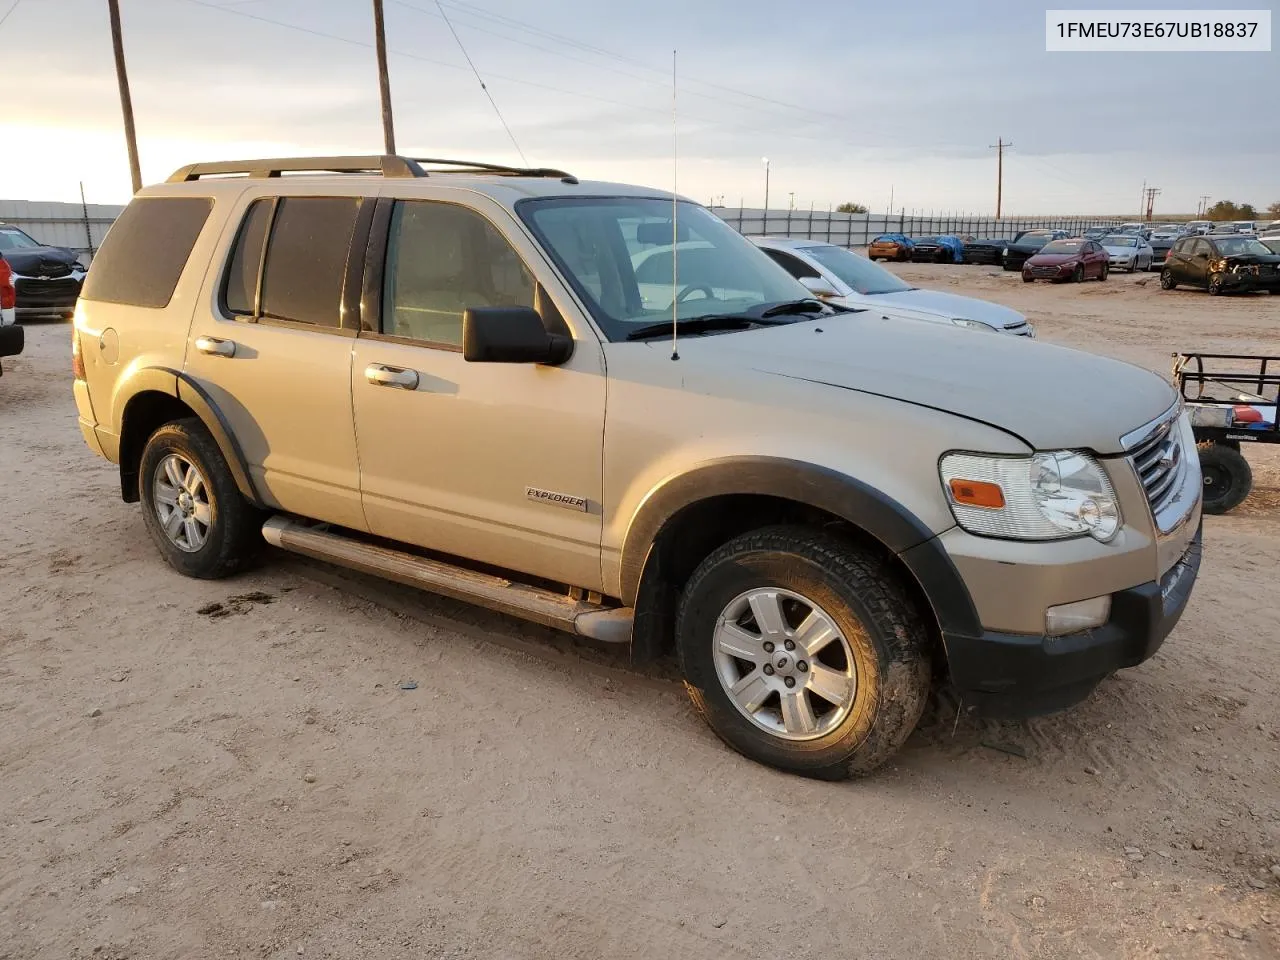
(670, 48, 680, 362)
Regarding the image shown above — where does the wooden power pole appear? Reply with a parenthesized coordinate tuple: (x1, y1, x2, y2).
(107, 0, 142, 194)
(989, 138, 1010, 219)
(372, 0, 396, 154)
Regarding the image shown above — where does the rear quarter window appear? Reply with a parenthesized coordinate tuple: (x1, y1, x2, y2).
(80, 196, 213, 308)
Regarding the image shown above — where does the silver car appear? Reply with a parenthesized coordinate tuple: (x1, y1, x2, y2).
(751, 236, 1033, 336)
(1100, 235, 1154, 273)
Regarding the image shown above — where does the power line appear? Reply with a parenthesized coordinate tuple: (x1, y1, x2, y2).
(0, 0, 23, 31)
(433, 0, 527, 164)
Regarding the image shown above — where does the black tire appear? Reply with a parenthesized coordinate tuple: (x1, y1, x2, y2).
(1160, 269, 1177, 290)
(1022, 273, 1035, 283)
(1099, 263, 1109, 281)
(1197, 442, 1251, 515)
(138, 418, 264, 579)
(1208, 272, 1224, 296)
(1072, 264, 1084, 283)
(676, 526, 932, 780)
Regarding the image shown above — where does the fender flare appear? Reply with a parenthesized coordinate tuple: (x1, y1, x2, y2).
(619, 456, 982, 641)
(117, 366, 262, 507)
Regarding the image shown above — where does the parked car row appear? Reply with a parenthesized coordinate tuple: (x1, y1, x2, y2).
(0, 222, 88, 375)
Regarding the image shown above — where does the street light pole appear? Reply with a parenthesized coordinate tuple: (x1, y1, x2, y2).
(762, 157, 770, 211)
(107, 0, 142, 194)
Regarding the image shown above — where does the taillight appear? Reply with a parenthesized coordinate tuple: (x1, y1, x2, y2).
(72, 325, 85, 381)
(0, 258, 14, 310)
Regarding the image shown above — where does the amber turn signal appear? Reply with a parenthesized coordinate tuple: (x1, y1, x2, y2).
(948, 478, 1006, 509)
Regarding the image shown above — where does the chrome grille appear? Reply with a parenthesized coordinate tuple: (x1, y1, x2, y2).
(1126, 413, 1186, 519)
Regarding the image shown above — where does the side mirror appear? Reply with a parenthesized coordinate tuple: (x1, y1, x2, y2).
(462, 306, 572, 365)
(800, 276, 840, 300)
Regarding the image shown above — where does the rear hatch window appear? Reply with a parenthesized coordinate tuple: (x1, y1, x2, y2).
(81, 196, 213, 308)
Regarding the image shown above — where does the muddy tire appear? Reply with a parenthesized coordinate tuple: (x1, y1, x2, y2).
(138, 418, 264, 579)
(676, 526, 932, 780)
(1197, 442, 1251, 515)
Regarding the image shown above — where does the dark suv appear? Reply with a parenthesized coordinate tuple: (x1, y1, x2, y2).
(0, 224, 87, 321)
(1161, 235, 1280, 296)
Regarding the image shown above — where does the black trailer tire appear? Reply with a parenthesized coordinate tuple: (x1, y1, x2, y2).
(1197, 441, 1251, 515)
(139, 418, 265, 579)
(676, 526, 932, 780)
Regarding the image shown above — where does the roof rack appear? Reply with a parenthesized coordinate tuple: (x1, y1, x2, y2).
(166, 155, 579, 184)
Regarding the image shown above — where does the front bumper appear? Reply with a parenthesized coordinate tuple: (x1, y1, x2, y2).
(14, 272, 82, 321)
(0, 323, 23, 358)
(945, 526, 1201, 717)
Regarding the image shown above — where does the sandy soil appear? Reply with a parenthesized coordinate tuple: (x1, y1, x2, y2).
(1, 270, 1278, 960)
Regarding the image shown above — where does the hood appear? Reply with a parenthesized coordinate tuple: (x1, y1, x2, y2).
(852, 288, 1026, 329)
(2, 246, 83, 277)
(669, 314, 1175, 454)
(1025, 253, 1078, 266)
(1221, 253, 1280, 266)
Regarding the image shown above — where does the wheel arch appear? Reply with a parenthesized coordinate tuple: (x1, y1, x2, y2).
(116, 367, 261, 506)
(620, 457, 981, 662)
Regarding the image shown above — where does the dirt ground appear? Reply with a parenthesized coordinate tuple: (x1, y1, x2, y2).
(2, 267, 1278, 960)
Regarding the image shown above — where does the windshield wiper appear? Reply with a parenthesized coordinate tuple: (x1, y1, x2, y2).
(624, 314, 795, 341)
(758, 298, 828, 318)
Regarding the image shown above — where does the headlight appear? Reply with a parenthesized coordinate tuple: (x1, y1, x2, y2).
(950, 318, 993, 332)
(939, 451, 1120, 542)
(1002, 248, 1009, 256)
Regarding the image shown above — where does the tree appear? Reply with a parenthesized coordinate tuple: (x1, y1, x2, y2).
(1206, 200, 1258, 221)
(1268, 200, 1280, 217)
(835, 201, 868, 214)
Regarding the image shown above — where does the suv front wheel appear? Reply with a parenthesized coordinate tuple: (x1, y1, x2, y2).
(138, 418, 263, 579)
(676, 526, 932, 779)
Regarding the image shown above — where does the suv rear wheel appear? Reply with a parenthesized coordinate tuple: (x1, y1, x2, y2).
(138, 418, 263, 579)
(676, 526, 932, 779)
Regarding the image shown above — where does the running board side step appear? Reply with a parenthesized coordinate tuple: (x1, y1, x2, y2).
(262, 516, 633, 644)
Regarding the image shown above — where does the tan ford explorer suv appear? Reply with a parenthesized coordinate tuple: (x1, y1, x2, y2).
(72, 156, 1203, 779)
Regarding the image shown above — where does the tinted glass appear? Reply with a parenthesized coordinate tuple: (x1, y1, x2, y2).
(762, 249, 820, 280)
(223, 198, 273, 316)
(802, 244, 912, 294)
(259, 197, 359, 327)
(81, 197, 212, 308)
(1213, 237, 1271, 257)
(383, 200, 535, 345)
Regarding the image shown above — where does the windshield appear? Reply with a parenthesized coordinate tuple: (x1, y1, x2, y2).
(1214, 237, 1271, 257)
(800, 244, 912, 295)
(1103, 236, 1138, 247)
(1016, 232, 1055, 247)
(1040, 240, 1083, 254)
(518, 198, 811, 341)
(0, 227, 41, 251)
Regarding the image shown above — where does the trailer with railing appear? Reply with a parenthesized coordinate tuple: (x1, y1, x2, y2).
(1173, 352, 1279, 514)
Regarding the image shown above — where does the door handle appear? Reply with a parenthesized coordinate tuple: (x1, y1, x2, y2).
(195, 336, 236, 358)
(365, 363, 419, 390)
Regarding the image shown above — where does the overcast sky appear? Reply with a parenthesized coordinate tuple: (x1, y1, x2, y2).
(2, 0, 1275, 214)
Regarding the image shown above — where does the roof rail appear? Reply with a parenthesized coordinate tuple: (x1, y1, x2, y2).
(410, 158, 579, 184)
(167, 156, 425, 182)
(166, 155, 579, 184)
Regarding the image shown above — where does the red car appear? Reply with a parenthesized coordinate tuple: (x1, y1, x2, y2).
(1021, 238, 1110, 283)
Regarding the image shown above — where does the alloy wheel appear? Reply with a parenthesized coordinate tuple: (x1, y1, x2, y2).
(712, 587, 857, 741)
(152, 454, 212, 552)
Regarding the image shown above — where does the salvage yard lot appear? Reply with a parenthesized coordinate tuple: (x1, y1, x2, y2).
(1, 265, 1278, 959)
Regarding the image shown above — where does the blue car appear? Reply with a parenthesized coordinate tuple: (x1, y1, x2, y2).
(909, 235, 965, 264)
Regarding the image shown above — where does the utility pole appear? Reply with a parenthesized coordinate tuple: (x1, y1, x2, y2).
(1143, 186, 1161, 221)
(1139, 180, 1146, 220)
(1198, 195, 1211, 217)
(372, 0, 396, 154)
(107, 0, 142, 194)
(762, 157, 770, 211)
(989, 138, 1010, 218)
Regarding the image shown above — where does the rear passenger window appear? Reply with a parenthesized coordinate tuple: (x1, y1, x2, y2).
(223, 199, 273, 316)
(80, 196, 212, 308)
(382, 200, 534, 345)
(257, 197, 360, 327)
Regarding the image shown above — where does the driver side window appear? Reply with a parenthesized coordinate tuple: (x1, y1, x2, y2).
(382, 200, 535, 346)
